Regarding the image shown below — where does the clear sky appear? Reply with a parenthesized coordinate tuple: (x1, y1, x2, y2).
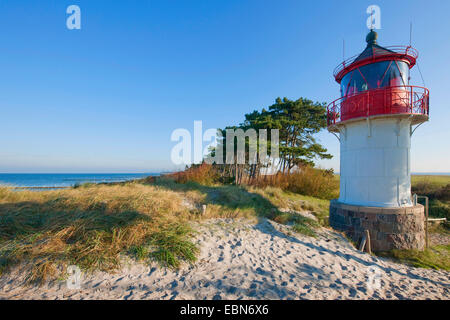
(0, 0, 449, 173)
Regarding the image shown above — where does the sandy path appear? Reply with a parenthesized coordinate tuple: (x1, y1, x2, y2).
(0, 218, 449, 300)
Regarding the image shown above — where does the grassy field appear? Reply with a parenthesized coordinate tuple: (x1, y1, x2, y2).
(0, 178, 326, 282)
(411, 175, 450, 187)
(411, 175, 450, 220)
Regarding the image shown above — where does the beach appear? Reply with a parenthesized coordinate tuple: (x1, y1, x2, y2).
(1, 218, 448, 300)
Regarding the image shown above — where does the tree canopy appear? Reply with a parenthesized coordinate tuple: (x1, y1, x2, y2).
(206, 97, 332, 184)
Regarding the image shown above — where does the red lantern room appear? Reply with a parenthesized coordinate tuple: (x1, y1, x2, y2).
(327, 30, 429, 130)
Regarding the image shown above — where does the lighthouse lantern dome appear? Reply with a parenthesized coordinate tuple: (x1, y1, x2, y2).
(327, 31, 428, 128)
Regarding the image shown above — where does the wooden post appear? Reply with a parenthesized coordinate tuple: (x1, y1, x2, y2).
(359, 234, 367, 252)
(365, 230, 372, 254)
(425, 196, 429, 249)
(418, 195, 430, 249)
(359, 230, 372, 254)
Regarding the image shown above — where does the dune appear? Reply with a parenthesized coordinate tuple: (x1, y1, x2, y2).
(0, 218, 448, 300)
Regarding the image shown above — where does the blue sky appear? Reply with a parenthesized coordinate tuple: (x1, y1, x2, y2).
(0, 0, 449, 173)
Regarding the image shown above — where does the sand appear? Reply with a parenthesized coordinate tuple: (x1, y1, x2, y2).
(0, 218, 448, 300)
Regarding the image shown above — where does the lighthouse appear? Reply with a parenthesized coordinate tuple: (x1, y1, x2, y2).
(328, 30, 430, 251)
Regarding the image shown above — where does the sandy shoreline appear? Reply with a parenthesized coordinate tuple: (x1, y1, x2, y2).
(0, 218, 448, 300)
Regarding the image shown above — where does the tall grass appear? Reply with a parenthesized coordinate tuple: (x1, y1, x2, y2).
(0, 184, 198, 282)
(250, 167, 339, 200)
(1, 160, 339, 282)
(168, 164, 339, 200)
(0, 179, 330, 282)
(170, 163, 220, 185)
(411, 176, 450, 219)
(152, 177, 328, 235)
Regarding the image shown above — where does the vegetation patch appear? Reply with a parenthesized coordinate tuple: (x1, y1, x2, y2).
(411, 175, 450, 220)
(0, 178, 328, 282)
(0, 184, 198, 282)
(378, 245, 450, 271)
(4, 172, 447, 282)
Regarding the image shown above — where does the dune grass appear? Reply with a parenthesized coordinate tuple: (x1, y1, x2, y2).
(2, 173, 449, 282)
(151, 178, 327, 233)
(0, 183, 200, 282)
(253, 187, 330, 226)
(0, 179, 326, 282)
(378, 245, 450, 271)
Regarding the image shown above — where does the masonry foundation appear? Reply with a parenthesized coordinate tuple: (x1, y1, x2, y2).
(329, 200, 425, 251)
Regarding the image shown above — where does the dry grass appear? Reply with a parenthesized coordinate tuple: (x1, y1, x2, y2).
(252, 187, 330, 226)
(164, 164, 339, 200)
(167, 163, 220, 185)
(0, 183, 199, 282)
(3, 172, 448, 281)
(249, 167, 339, 200)
(0, 179, 328, 283)
(152, 178, 327, 235)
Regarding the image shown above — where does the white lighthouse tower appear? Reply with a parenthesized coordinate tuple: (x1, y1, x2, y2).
(328, 31, 429, 251)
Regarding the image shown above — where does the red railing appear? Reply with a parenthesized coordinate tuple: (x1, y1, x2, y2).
(333, 46, 419, 80)
(327, 85, 429, 126)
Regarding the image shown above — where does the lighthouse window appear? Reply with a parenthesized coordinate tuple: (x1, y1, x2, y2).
(340, 72, 351, 97)
(396, 61, 410, 86)
(346, 69, 366, 96)
(359, 61, 391, 89)
(379, 61, 409, 87)
(341, 60, 410, 97)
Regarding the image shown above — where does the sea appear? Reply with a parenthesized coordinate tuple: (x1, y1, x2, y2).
(0, 172, 447, 188)
(0, 173, 160, 188)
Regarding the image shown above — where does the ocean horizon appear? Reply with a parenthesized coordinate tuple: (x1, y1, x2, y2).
(0, 172, 448, 188)
(0, 173, 161, 188)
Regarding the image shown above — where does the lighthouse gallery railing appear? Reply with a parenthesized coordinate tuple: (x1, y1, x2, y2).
(327, 85, 429, 126)
(333, 46, 419, 79)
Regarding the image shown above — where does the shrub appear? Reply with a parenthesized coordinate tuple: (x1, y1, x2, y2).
(171, 163, 220, 185)
(436, 184, 450, 202)
(286, 167, 339, 199)
(250, 167, 339, 200)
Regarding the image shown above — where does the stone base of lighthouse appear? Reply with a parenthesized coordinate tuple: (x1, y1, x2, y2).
(329, 200, 425, 251)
